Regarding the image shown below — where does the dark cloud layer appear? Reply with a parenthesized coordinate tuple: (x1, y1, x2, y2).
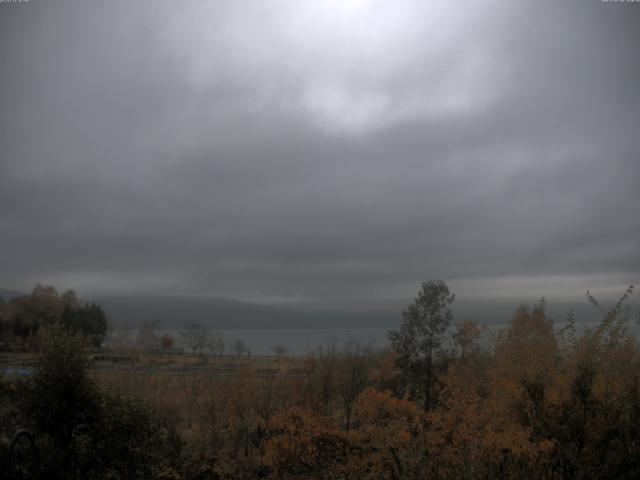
(1, 0, 638, 308)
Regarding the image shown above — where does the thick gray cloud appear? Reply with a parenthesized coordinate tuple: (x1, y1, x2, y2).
(1, 0, 638, 308)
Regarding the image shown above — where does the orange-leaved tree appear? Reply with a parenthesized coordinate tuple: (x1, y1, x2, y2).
(345, 387, 425, 479)
(262, 406, 346, 477)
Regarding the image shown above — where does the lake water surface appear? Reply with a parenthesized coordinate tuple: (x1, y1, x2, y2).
(107, 320, 640, 356)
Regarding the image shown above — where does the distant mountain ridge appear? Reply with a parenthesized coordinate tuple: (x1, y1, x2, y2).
(0, 287, 626, 329)
(95, 295, 616, 330)
(94, 295, 398, 330)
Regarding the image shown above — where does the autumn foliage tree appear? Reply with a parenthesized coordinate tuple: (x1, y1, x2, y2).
(348, 387, 425, 479)
(338, 341, 371, 432)
(260, 285, 639, 480)
(263, 406, 346, 477)
(4, 281, 639, 479)
(0, 285, 108, 349)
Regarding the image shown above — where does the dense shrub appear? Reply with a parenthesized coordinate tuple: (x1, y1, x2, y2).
(1, 333, 182, 480)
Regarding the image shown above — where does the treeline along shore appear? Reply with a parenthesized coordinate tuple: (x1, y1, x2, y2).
(1, 281, 639, 479)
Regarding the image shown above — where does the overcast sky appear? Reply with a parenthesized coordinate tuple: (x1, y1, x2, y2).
(1, 0, 638, 309)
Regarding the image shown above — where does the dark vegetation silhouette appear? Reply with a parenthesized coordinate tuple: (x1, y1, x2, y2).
(389, 280, 454, 411)
(0, 284, 107, 350)
(1, 334, 182, 479)
(1, 281, 639, 479)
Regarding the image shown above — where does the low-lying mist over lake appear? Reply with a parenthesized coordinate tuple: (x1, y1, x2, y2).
(95, 292, 636, 330)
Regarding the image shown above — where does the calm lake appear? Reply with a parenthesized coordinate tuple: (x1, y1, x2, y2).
(107, 320, 640, 356)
